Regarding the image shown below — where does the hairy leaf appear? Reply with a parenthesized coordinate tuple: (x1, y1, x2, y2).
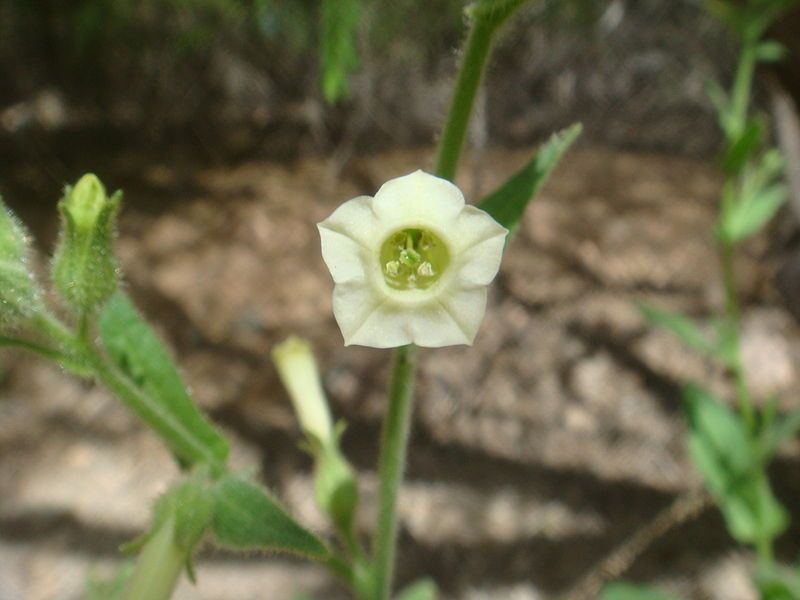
(99, 291, 229, 470)
(211, 474, 328, 559)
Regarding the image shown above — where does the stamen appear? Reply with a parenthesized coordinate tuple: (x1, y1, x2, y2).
(417, 262, 434, 277)
(379, 228, 450, 291)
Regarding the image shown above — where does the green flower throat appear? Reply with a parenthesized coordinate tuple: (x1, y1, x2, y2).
(380, 228, 450, 290)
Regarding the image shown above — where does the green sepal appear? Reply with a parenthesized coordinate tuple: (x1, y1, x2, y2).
(210, 473, 328, 559)
(601, 582, 682, 600)
(99, 291, 230, 471)
(0, 199, 43, 329)
(52, 174, 121, 313)
(683, 384, 788, 544)
(396, 578, 438, 600)
(312, 429, 359, 538)
(478, 123, 581, 234)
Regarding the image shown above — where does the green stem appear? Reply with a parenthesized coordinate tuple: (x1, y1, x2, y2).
(0, 335, 75, 365)
(123, 515, 185, 600)
(729, 42, 757, 138)
(370, 9, 519, 598)
(434, 18, 496, 181)
(371, 345, 418, 600)
(718, 240, 754, 430)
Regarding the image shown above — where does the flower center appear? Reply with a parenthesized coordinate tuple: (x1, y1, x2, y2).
(379, 228, 450, 290)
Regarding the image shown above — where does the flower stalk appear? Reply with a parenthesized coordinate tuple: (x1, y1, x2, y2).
(369, 3, 524, 597)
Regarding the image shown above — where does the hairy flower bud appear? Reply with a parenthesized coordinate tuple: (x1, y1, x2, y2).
(52, 174, 121, 312)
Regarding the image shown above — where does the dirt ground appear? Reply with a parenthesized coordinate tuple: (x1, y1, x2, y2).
(1, 145, 800, 600)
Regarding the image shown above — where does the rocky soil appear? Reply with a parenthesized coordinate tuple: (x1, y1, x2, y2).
(1, 146, 799, 600)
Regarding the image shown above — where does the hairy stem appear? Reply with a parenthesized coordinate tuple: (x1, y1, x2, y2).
(434, 18, 496, 181)
(370, 7, 523, 597)
(0, 335, 76, 365)
(370, 345, 418, 600)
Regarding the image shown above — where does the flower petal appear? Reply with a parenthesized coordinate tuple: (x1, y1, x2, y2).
(318, 227, 369, 283)
(372, 170, 464, 227)
(335, 290, 478, 348)
(436, 286, 488, 345)
(333, 285, 410, 348)
(452, 206, 507, 285)
(450, 205, 508, 253)
(318, 195, 378, 248)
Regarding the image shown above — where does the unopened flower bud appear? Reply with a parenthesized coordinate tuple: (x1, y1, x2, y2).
(271, 336, 334, 444)
(52, 174, 121, 312)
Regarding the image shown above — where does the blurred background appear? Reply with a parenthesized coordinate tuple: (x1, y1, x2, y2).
(2, 0, 800, 598)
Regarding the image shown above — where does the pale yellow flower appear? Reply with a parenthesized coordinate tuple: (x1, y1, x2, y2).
(318, 170, 507, 348)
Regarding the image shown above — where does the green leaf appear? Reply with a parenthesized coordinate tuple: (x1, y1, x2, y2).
(759, 409, 800, 462)
(601, 582, 682, 600)
(706, 78, 731, 132)
(683, 385, 789, 544)
(478, 123, 582, 233)
(99, 291, 229, 470)
(638, 303, 716, 356)
(720, 149, 787, 243)
(684, 384, 752, 486)
(723, 117, 764, 175)
(211, 474, 328, 559)
(755, 40, 787, 62)
(320, 0, 361, 104)
(396, 578, 438, 600)
(724, 183, 786, 243)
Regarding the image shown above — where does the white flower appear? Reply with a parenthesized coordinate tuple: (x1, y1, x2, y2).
(318, 170, 508, 348)
(271, 336, 334, 443)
